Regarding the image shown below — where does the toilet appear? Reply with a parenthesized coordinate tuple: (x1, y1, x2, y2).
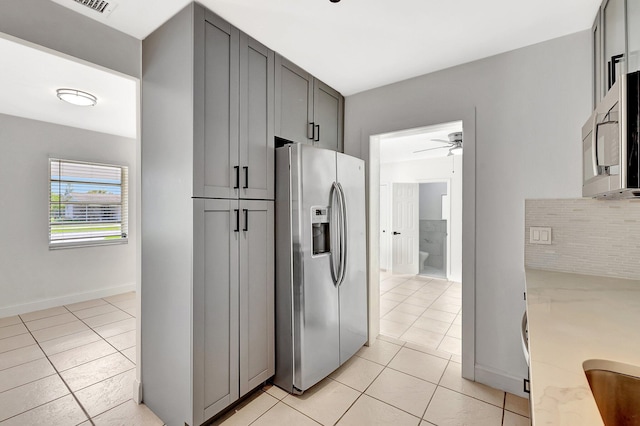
(419, 251, 429, 270)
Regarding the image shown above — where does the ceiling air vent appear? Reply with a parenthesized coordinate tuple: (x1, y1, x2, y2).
(73, 0, 113, 13)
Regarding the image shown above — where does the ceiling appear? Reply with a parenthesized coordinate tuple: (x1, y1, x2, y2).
(379, 121, 463, 164)
(0, 34, 137, 139)
(49, 0, 601, 96)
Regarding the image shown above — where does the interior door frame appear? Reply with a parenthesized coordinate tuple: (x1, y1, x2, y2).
(364, 107, 476, 381)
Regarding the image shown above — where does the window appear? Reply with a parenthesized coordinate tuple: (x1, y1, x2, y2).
(49, 159, 128, 248)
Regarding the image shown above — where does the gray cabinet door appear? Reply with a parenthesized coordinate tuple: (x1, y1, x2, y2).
(313, 79, 344, 152)
(239, 200, 275, 396)
(275, 54, 314, 145)
(240, 34, 275, 200)
(193, 199, 240, 422)
(197, 12, 240, 198)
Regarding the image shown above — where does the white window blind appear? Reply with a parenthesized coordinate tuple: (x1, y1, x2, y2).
(49, 159, 128, 248)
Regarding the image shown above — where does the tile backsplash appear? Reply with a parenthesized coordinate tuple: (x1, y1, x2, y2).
(525, 198, 640, 280)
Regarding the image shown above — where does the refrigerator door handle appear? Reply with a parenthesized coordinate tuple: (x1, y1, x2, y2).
(330, 182, 341, 286)
(337, 182, 347, 286)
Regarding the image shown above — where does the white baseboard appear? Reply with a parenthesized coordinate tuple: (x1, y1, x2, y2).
(0, 283, 136, 318)
(475, 364, 529, 398)
(133, 378, 142, 404)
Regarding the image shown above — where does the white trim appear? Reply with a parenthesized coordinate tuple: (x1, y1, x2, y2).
(362, 106, 476, 381)
(474, 364, 529, 399)
(133, 379, 143, 404)
(0, 283, 135, 318)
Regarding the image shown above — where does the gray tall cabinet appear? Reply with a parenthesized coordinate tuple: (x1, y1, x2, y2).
(141, 3, 274, 426)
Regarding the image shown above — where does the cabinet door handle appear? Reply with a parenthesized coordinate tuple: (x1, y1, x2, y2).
(234, 209, 240, 232)
(243, 166, 249, 189)
(308, 122, 315, 140)
(234, 166, 240, 189)
(243, 209, 249, 232)
(315, 124, 320, 142)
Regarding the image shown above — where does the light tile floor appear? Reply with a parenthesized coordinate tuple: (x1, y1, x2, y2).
(379, 272, 462, 356)
(215, 337, 530, 425)
(0, 292, 163, 425)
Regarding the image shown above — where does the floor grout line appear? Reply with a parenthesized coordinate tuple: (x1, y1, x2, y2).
(15, 313, 96, 426)
(0, 294, 138, 425)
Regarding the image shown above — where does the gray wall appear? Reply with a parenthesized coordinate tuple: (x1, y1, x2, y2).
(0, 114, 137, 316)
(419, 182, 447, 220)
(0, 0, 140, 78)
(345, 30, 591, 392)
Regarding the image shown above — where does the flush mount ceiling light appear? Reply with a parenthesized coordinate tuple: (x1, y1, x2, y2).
(330, 0, 341, 3)
(56, 88, 98, 107)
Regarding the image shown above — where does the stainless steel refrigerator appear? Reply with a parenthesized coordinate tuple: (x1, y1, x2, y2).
(274, 143, 368, 394)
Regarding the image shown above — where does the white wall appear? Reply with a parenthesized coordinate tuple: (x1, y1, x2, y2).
(419, 182, 447, 220)
(381, 157, 462, 282)
(0, 114, 137, 316)
(345, 30, 591, 394)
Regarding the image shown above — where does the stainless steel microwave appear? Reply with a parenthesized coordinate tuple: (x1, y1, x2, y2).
(582, 71, 640, 198)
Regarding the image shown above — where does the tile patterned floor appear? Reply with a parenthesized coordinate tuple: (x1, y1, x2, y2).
(379, 272, 462, 356)
(1, 286, 528, 426)
(215, 337, 530, 425)
(0, 292, 163, 425)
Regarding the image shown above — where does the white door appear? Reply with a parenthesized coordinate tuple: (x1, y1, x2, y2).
(391, 183, 419, 275)
(379, 184, 390, 270)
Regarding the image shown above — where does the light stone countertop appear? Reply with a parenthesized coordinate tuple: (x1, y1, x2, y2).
(525, 268, 640, 426)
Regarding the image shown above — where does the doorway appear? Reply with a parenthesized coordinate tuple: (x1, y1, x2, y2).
(373, 121, 465, 357)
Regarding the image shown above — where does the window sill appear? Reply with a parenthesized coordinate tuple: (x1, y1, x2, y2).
(49, 239, 128, 250)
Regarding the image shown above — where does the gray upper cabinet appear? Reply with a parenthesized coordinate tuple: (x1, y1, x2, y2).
(593, 0, 637, 102)
(628, 0, 640, 73)
(196, 10, 274, 200)
(197, 14, 239, 199)
(313, 80, 343, 152)
(275, 54, 344, 151)
(239, 34, 275, 200)
(275, 55, 314, 145)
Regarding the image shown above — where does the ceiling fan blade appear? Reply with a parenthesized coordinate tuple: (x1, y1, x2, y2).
(430, 139, 453, 144)
(413, 146, 447, 154)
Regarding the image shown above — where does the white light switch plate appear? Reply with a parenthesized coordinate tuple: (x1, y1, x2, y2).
(530, 227, 552, 245)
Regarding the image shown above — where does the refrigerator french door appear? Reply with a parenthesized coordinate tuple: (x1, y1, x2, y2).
(274, 143, 367, 394)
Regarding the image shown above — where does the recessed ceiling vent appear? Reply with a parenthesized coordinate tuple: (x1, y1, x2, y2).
(51, 0, 118, 17)
(73, 0, 115, 14)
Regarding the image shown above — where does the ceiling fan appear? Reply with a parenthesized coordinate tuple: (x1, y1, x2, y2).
(413, 131, 463, 156)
